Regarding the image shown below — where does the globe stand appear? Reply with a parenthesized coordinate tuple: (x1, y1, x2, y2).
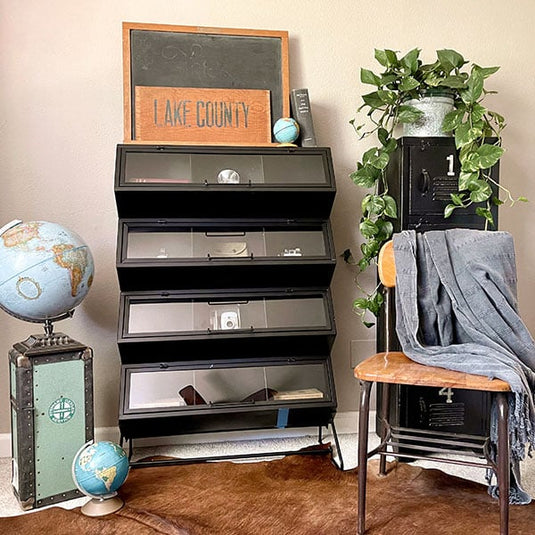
(80, 493, 125, 517)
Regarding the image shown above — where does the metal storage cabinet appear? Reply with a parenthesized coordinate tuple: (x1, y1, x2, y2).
(9, 333, 93, 509)
(113, 145, 341, 465)
(377, 136, 499, 442)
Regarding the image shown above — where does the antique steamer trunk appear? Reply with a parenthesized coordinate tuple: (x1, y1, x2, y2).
(9, 332, 93, 510)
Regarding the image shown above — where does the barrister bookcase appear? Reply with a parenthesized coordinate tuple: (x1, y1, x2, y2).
(113, 144, 341, 466)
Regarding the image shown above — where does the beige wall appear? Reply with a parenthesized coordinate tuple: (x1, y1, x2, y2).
(1, 0, 535, 434)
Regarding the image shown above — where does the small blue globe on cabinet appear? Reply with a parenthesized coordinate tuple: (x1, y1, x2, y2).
(273, 117, 300, 144)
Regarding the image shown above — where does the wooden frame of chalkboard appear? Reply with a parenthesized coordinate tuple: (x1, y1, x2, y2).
(123, 22, 290, 145)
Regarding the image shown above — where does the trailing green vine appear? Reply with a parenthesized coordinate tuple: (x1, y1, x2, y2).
(347, 48, 527, 326)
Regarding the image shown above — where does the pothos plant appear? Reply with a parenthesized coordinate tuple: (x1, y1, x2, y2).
(346, 48, 526, 327)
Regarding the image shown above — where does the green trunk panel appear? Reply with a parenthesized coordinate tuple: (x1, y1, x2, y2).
(33, 359, 86, 500)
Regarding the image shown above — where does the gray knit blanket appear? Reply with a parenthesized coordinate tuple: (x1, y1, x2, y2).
(393, 229, 535, 504)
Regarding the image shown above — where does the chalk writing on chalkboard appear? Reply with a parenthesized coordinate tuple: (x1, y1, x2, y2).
(123, 23, 289, 143)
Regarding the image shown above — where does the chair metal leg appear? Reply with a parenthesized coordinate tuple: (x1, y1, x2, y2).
(379, 382, 391, 476)
(358, 380, 373, 535)
(496, 392, 509, 535)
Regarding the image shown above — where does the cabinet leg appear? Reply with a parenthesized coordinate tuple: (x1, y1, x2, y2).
(330, 418, 344, 470)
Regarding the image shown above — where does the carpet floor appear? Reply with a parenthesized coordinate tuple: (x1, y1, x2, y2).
(1, 447, 534, 534)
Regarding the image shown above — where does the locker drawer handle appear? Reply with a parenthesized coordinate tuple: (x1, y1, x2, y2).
(420, 169, 430, 194)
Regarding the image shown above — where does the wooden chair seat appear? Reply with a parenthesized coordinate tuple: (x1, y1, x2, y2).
(355, 351, 511, 392)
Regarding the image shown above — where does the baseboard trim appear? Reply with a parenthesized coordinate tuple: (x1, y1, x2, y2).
(0, 411, 372, 458)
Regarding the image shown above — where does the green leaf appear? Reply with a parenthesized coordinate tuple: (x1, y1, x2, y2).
(380, 74, 398, 87)
(374, 49, 389, 67)
(362, 147, 378, 165)
(377, 127, 390, 146)
(454, 121, 482, 148)
(468, 180, 492, 203)
(361, 194, 372, 215)
(423, 72, 442, 87)
(442, 109, 464, 132)
(383, 195, 398, 218)
(475, 206, 495, 226)
(365, 195, 386, 215)
(458, 171, 479, 191)
(439, 75, 468, 89)
(361, 91, 384, 109)
(369, 151, 390, 170)
(384, 138, 398, 153)
(461, 153, 481, 173)
(375, 219, 394, 241)
(401, 48, 420, 73)
(461, 69, 484, 104)
(367, 291, 385, 315)
(458, 141, 477, 164)
(361, 68, 382, 86)
(450, 192, 467, 206)
(359, 219, 379, 238)
(444, 203, 457, 218)
(399, 76, 420, 91)
(518, 196, 529, 202)
(377, 90, 397, 105)
(470, 103, 487, 122)
(350, 165, 380, 188)
(488, 110, 506, 129)
(357, 258, 370, 271)
(437, 49, 466, 72)
(397, 104, 423, 123)
(384, 49, 399, 67)
(361, 239, 381, 259)
(476, 144, 504, 169)
(354, 298, 369, 309)
(473, 64, 500, 79)
(374, 49, 398, 68)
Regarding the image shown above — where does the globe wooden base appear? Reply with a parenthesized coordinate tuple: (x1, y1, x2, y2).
(80, 495, 124, 517)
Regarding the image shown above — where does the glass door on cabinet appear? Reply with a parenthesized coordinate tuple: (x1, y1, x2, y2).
(123, 360, 333, 414)
(123, 292, 332, 337)
(119, 221, 332, 262)
(117, 146, 333, 187)
(123, 152, 193, 184)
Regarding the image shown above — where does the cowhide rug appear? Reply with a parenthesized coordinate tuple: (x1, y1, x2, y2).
(1, 450, 535, 534)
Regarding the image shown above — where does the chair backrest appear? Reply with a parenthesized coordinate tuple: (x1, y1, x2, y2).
(378, 240, 396, 288)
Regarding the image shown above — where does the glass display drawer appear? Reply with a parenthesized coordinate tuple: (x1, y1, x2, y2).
(117, 288, 336, 363)
(118, 357, 336, 439)
(114, 145, 336, 218)
(116, 218, 336, 290)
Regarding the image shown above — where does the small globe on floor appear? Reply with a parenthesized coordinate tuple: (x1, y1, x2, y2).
(273, 117, 300, 144)
(72, 440, 129, 517)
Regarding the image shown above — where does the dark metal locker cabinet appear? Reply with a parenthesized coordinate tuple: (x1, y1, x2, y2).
(9, 333, 94, 510)
(377, 136, 499, 443)
(385, 136, 499, 232)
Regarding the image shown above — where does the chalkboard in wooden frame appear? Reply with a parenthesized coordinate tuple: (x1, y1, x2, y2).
(123, 22, 289, 144)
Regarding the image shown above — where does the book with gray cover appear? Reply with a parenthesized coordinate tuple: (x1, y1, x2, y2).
(290, 88, 317, 147)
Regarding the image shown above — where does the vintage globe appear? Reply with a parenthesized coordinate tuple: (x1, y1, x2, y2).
(72, 441, 129, 499)
(0, 220, 94, 322)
